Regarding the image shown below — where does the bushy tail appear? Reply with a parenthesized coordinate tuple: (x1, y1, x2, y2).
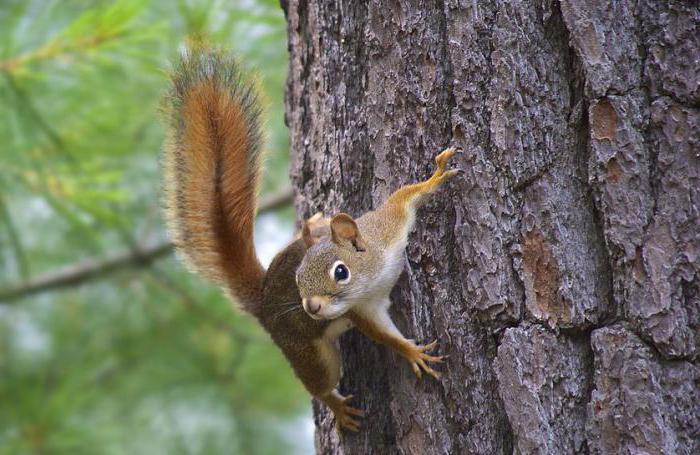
(162, 45, 265, 315)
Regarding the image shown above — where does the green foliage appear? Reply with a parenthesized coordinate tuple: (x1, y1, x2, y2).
(0, 1, 309, 453)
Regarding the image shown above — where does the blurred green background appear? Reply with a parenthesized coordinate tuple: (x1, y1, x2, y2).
(0, 0, 311, 453)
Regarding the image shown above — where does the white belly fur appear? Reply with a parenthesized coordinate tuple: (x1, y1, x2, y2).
(364, 209, 415, 306)
(323, 316, 354, 342)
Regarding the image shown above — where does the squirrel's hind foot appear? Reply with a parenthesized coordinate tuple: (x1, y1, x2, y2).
(434, 147, 462, 171)
(432, 147, 463, 186)
(323, 390, 364, 433)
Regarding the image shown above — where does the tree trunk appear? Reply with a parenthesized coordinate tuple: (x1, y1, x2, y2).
(283, 1, 699, 453)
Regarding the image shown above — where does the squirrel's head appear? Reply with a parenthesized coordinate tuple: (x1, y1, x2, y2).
(296, 213, 368, 320)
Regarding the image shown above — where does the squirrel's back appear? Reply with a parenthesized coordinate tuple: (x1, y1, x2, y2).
(162, 45, 265, 315)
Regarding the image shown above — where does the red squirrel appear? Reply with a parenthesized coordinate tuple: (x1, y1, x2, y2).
(162, 45, 461, 431)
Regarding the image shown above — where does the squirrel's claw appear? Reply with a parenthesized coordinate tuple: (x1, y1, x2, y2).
(329, 393, 364, 433)
(405, 340, 445, 380)
(435, 147, 461, 170)
(420, 340, 438, 351)
(432, 147, 463, 186)
(336, 414, 361, 432)
(444, 169, 463, 179)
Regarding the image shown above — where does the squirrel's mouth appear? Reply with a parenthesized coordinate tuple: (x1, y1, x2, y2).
(302, 295, 346, 320)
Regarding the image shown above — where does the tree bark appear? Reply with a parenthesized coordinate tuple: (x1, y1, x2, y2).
(283, 1, 699, 453)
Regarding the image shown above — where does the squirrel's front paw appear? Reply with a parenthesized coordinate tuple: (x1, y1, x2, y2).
(328, 393, 364, 432)
(404, 340, 446, 380)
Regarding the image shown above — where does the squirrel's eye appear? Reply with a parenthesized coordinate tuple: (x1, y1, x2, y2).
(334, 264, 349, 282)
(331, 261, 350, 284)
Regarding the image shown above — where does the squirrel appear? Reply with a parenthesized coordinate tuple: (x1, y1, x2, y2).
(162, 45, 461, 432)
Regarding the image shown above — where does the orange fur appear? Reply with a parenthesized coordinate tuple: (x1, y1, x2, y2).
(383, 147, 460, 224)
(359, 147, 461, 247)
(348, 311, 445, 380)
(163, 48, 265, 314)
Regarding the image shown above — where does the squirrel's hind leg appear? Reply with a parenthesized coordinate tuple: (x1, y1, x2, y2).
(384, 147, 461, 213)
(369, 147, 461, 246)
(310, 337, 364, 432)
(319, 390, 364, 432)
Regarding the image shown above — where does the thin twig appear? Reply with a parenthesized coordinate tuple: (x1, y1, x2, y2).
(0, 187, 294, 303)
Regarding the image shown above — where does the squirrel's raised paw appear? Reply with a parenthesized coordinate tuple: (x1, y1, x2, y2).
(405, 340, 446, 380)
(435, 147, 462, 171)
(432, 147, 463, 186)
(328, 393, 364, 432)
(441, 168, 463, 182)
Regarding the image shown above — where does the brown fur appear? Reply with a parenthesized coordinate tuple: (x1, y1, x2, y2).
(260, 238, 358, 426)
(163, 47, 358, 431)
(163, 47, 265, 314)
(260, 239, 331, 392)
(357, 147, 461, 247)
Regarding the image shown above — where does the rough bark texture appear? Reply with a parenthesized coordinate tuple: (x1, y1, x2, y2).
(283, 0, 699, 453)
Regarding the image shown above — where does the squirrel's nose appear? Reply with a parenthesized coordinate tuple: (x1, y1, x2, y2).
(306, 299, 321, 314)
(303, 296, 330, 317)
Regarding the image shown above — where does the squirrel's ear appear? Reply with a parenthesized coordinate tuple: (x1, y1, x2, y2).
(302, 221, 316, 249)
(330, 213, 366, 252)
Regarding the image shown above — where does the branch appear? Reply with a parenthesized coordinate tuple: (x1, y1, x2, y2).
(0, 188, 294, 303)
